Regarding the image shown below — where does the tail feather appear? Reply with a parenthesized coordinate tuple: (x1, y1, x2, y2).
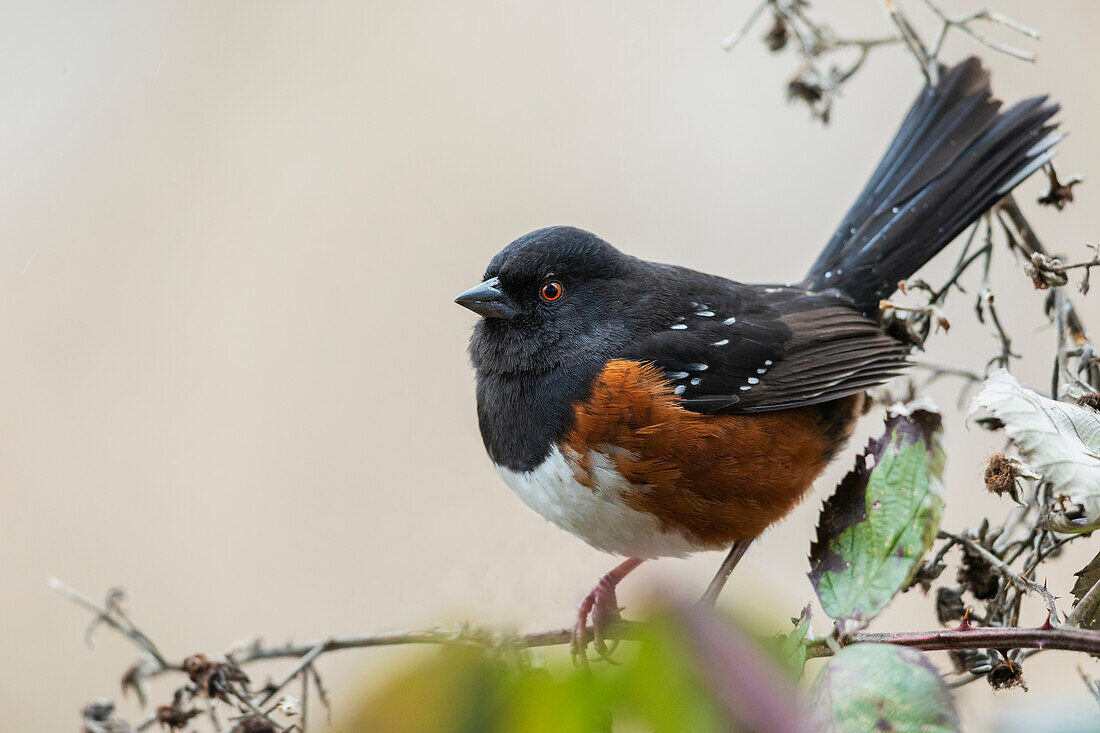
(803, 58, 1060, 309)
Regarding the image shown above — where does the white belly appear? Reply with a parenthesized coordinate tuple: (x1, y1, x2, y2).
(493, 446, 701, 559)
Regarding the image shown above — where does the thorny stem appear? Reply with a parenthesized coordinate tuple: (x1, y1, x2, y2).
(805, 624, 1100, 659)
(938, 531, 1060, 621)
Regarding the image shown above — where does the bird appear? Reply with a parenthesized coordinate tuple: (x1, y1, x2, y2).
(454, 58, 1059, 660)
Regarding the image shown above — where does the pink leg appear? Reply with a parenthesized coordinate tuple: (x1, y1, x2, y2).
(571, 557, 644, 664)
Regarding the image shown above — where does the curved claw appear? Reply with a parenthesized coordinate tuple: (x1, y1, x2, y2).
(572, 582, 625, 664)
(569, 558, 644, 666)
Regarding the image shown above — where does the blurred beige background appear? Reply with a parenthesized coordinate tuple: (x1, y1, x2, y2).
(3, 1, 1099, 730)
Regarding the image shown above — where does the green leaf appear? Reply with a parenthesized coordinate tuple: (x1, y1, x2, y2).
(808, 643, 960, 732)
(808, 404, 945, 631)
(775, 605, 814, 677)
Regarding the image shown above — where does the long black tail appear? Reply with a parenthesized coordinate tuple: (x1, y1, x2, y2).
(803, 58, 1060, 309)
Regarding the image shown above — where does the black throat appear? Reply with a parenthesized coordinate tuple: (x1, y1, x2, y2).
(473, 353, 609, 473)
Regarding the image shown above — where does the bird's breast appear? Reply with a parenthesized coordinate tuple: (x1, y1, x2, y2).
(493, 446, 703, 559)
(490, 359, 858, 558)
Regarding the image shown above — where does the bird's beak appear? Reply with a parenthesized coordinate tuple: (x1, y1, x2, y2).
(454, 277, 516, 319)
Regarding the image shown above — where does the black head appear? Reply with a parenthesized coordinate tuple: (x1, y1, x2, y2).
(457, 226, 643, 375)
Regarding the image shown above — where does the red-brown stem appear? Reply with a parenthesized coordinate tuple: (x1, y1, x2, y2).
(805, 625, 1100, 659)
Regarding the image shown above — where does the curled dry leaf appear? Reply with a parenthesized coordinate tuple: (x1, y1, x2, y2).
(1071, 550, 1100, 629)
(968, 370, 1100, 533)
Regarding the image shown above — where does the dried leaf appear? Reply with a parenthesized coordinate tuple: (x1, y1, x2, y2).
(968, 370, 1100, 533)
(1071, 550, 1100, 629)
(809, 402, 945, 633)
(807, 644, 960, 732)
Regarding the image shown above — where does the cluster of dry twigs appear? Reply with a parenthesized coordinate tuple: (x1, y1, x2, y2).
(725, 0, 1100, 701)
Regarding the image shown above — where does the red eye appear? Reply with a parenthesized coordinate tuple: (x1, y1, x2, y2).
(540, 281, 564, 302)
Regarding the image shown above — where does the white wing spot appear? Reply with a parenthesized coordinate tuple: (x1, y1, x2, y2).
(673, 385, 686, 395)
(667, 371, 689, 380)
(688, 363, 708, 371)
(764, 360, 773, 366)
(690, 377, 701, 386)
(747, 377, 760, 385)
(756, 368, 767, 375)
(723, 317, 737, 325)
(670, 324, 687, 330)
(739, 385, 752, 391)
(696, 311, 715, 317)
(712, 339, 729, 346)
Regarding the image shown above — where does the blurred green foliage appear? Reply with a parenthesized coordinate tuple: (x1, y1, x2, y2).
(338, 603, 794, 733)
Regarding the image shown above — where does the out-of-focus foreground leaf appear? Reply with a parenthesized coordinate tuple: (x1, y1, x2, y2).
(1071, 549, 1100, 629)
(337, 598, 809, 733)
(808, 403, 945, 632)
(807, 643, 959, 732)
(968, 369, 1100, 533)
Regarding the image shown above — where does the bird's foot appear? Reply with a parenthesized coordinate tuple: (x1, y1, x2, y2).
(570, 558, 643, 666)
(571, 575, 622, 665)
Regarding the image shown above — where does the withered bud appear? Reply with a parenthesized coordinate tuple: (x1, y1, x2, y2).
(987, 658, 1027, 691)
(1077, 392, 1100, 411)
(155, 705, 201, 730)
(183, 654, 249, 700)
(232, 716, 278, 733)
(958, 544, 1000, 600)
(1037, 166, 1082, 211)
(764, 12, 788, 52)
(182, 654, 211, 681)
(984, 452, 1018, 497)
(935, 587, 966, 624)
(787, 77, 824, 105)
(1024, 252, 1069, 289)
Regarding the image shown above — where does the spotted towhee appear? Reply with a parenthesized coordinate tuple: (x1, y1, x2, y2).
(455, 58, 1059, 657)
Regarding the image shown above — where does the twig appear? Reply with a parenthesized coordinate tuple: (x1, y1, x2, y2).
(884, 0, 933, 81)
(722, 0, 771, 51)
(998, 196, 1091, 345)
(918, 0, 1038, 63)
(258, 641, 327, 708)
(48, 578, 171, 670)
(1080, 665, 1100, 709)
(938, 531, 1061, 621)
